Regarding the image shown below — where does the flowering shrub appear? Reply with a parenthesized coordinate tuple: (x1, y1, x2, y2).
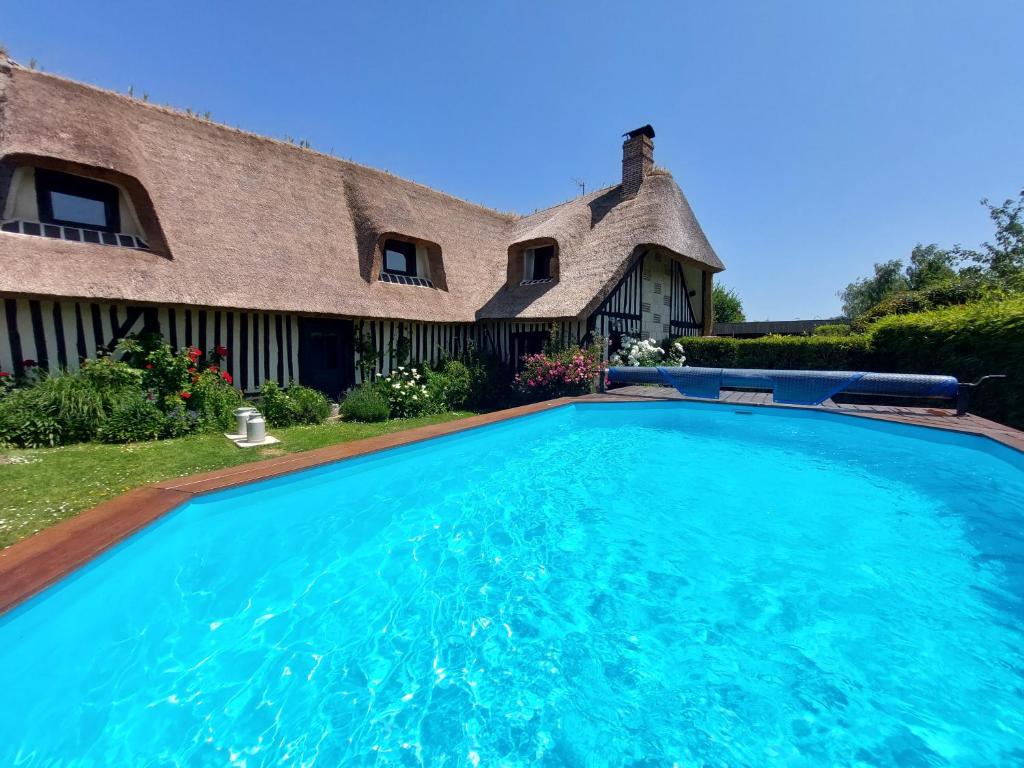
(609, 336, 686, 367)
(377, 367, 436, 417)
(514, 345, 602, 399)
(0, 371, 15, 399)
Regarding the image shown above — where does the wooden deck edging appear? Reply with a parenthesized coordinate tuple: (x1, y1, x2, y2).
(2, 390, 1022, 616)
(0, 398, 573, 616)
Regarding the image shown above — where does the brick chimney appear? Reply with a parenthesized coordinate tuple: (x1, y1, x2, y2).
(621, 124, 655, 199)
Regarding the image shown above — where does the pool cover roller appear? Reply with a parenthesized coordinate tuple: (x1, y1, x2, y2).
(606, 366, 960, 406)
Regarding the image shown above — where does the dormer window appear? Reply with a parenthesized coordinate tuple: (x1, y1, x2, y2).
(377, 236, 437, 288)
(383, 238, 417, 277)
(1, 164, 152, 249)
(521, 244, 556, 285)
(36, 169, 120, 232)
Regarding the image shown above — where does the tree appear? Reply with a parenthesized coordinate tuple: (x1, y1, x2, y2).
(839, 260, 908, 319)
(971, 189, 1024, 279)
(906, 244, 959, 290)
(712, 284, 745, 323)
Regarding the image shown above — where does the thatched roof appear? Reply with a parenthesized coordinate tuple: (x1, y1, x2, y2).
(0, 59, 722, 323)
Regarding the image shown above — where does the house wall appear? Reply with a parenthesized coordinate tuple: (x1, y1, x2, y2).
(1, 296, 301, 390)
(1, 296, 590, 393)
(588, 249, 706, 352)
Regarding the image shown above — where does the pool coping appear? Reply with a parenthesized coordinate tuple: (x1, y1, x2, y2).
(2, 392, 1022, 616)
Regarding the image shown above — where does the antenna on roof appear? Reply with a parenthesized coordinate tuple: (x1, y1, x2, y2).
(572, 177, 586, 196)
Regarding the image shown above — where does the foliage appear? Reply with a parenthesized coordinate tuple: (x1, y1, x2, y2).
(811, 323, 852, 336)
(259, 380, 331, 427)
(680, 297, 1024, 428)
(0, 363, 141, 448)
(378, 367, 436, 417)
(340, 382, 391, 422)
(965, 189, 1024, 279)
(0, 371, 14, 400)
(189, 369, 243, 431)
(839, 259, 909, 319)
(514, 344, 602, 400)
(679, 334, 872, 370)
(118, 334, 238, 431)
(867, 297, 1024, 428)
(850, 275, 993, 331)
(712, 284, 746, 323)
(286, 384, 332, 424)
(906, 244, 959, 290)
(840, 188, 1024, 319)
(610, 336, 686, 367)
(424, 360, 473, 410)
(354, 331, 378, 383)
(97, 395, 168, 444)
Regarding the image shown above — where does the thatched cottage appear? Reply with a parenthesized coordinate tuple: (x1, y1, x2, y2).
(0, 55, 723, 396)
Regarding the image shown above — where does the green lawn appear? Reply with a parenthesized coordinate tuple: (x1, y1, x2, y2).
(0, 412, 476, 549)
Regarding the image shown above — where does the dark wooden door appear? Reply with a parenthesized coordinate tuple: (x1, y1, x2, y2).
(510, 330, 549, 370)
(298, 317, 354, 399)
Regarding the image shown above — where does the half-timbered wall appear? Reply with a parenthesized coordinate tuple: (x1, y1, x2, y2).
(588, 249, 705, 355)
(1, 297, 301, 391)
(353, 319, 478, 384)
(1, 296, 593, 393)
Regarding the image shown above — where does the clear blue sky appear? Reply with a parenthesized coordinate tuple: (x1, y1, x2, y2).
(4, 1, 1022, 319)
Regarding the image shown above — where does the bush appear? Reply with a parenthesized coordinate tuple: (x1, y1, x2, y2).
(850, 277, 992, 332)
(0, 367, 137, 448)
(610, 336, 686, 367)
(378, 367, 436, 417)
(189, 369, 243, 432)
(424, 360, 472, 410)
(812, 323, 852, 337)
(340, 383, 390, 422)
(679, 335, 872, 370)
(514, 344, 602, 400)
(97, 395, 168, 443)
(286, 384, 331, 424)
(259, 380, 331, 427)
(868, 298, 1024, 427)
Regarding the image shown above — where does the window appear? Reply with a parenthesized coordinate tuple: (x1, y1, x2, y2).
(382, 238, 417, 277)
(523, 244, 555, 283)
(35, 169, 120, 232)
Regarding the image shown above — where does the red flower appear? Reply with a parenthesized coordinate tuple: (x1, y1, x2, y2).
(180, 391, 192, 399)
(145, 363, 154, 369)
(188, 367, 197, 373)
(208, 364, 219, 373)
(215, 345, 228, 357)
(187, 347, 201, 361)
(0, 371, 9, 378)
(221, 371, 233, 384)
(21, 359, 36, 368)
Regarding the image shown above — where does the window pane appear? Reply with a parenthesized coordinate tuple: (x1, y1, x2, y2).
(384, 250, 408, 273)
(49, 191, 108, 228)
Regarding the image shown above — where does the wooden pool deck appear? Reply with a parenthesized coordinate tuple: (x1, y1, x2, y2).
(1, 391, 1021, 615)
(583, 386, 1024, 452)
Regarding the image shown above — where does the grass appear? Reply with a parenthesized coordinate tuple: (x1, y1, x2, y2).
(0, 412, 476, 549)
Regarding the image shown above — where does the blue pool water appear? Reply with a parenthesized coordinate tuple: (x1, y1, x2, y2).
(2, 402, 1024, 766)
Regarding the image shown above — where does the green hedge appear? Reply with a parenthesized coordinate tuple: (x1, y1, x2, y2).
(868, 298, 1024, 427)
(680, 335, 872, 370)
(676, 297, 1024, 428)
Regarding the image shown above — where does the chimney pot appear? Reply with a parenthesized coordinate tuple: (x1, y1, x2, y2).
(622, 124, 655, 198)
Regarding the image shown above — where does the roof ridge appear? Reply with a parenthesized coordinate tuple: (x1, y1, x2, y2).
(6, 61, 522, 221)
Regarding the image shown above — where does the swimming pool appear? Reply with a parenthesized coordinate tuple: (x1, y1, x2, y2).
(2, 401, 1023, 765)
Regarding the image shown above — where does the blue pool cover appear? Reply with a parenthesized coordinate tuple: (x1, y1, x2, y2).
(607, 366, 960, 405)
